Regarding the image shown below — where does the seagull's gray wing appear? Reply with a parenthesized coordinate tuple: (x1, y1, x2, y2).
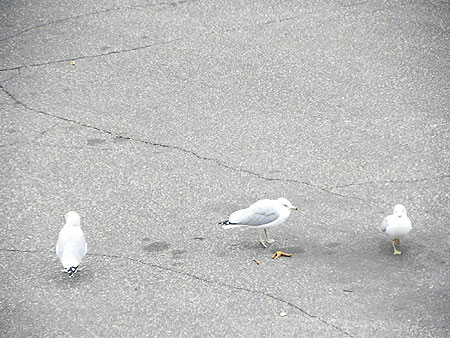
(380, 216, 390, 232)
(56, 230, 66, 258)
(230, 201, 280, 226)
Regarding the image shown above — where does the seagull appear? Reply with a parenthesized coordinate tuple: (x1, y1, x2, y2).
(380, 204, 412, 255)
(56, 211, 87, 277)
(219, 198, 298, 247)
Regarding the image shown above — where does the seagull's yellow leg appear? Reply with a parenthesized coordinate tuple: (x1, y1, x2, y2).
(391, 239, 402, 255)
(394, 238, 400, 245)
(258, 230, 267, 248)
(264, 229, 275, 243)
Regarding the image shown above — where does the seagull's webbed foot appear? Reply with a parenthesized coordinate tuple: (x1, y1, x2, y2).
(391, 240, 402, 255)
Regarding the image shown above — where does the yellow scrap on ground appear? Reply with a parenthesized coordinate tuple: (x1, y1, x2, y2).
(272, 251, 292, 259)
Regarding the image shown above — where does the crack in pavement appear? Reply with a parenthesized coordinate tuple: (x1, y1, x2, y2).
(262, 15, 300, 26)
(3, 1, 435, 73)
(0, 84, 367, 203)
(0, 69, 21, 83)
(0, 248, 352, 337)
(0, 248, 40, 254)
(332, 175, 450, 189)
(336, 1, 369, 8)
(0, 13, 301, 72)
(2, 84, 446, 220)
(38, 122, 60, 136)
(1, 84, 447, 220)
(89, 252, 354, 337)
(0, 37, 185, 72)
(0, 263, 19, 279)
(0, 0, 200, 42)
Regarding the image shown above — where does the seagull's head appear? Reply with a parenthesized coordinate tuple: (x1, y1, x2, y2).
(277, 198, 298, 211)
(393, 204, 407, 218)
(65, 211, 81, 226)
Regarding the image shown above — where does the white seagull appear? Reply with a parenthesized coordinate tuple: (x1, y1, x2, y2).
(219, 198, 298, 247)
(380, 204, 412, 255)
(56, 211, 87, 277)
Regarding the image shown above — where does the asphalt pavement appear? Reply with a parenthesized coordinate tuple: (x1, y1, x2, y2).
(1, 0, 449, 337)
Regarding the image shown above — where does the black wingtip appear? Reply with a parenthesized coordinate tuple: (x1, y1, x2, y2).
(67, 266, 79, 277)
(218, 220, 230, 225)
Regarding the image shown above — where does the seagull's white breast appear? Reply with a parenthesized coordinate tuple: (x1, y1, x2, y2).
(385, 215, 412, 239)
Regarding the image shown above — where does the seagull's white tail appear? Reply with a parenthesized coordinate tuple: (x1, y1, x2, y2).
(223, 224, 247, 229)
(60, 242, 82, 277)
